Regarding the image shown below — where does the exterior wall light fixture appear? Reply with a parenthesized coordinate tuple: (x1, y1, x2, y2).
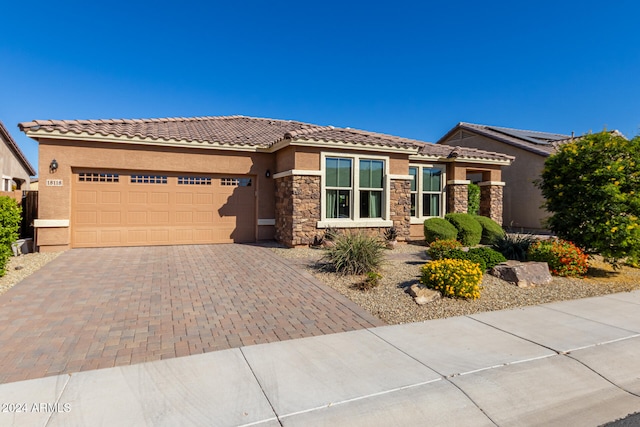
(50, 159, 58, 173)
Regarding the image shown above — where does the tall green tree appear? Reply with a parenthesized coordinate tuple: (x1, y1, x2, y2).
(538, 131, 640, 266)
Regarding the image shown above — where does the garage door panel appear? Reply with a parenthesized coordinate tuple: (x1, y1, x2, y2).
(100, 230, 122, 244)
(149, 211, 170, 224)
(175, 211, 193, 224)
(76, 191, 97, 204)
(149, 192, 169, 204)
(128, 211, 148, 224)
(128, 192, 148, 204)
(176, 193, 193, 204)
(100, 211, 121, 225)
(72, 172, 255, 248)
(100, 192, 121, 204)
(76, 211, 98, 225)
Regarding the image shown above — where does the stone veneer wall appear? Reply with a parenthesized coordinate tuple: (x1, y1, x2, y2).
(275, 175, 413, 247)
(275, 175, 321, 247)
(389, 179, 411, 240)
(447, 184, 468, 214)
(480, 184, 504, 225)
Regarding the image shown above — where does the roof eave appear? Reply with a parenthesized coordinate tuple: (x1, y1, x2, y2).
(0, 122, 36, 176)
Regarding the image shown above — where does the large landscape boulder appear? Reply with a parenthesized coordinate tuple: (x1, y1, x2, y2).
(490, 261, 553, 288)
(408, 284, 442, 305)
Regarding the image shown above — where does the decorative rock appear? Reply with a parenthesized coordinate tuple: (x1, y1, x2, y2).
(490, 261, 553, 288)
(408, 284, 442, 305)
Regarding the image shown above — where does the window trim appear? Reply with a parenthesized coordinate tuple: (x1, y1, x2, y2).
(409, 164, 447, 224)
(319, 152, 393, 228)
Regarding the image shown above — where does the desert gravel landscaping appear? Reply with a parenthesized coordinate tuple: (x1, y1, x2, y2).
(0, 252, 61, 296)
(2, 244, 638, 327)
(269, 242, 640, 325)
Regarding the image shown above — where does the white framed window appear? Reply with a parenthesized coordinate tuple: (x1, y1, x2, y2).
(320, 153, 392, 228)
(409, 165, 446, 223)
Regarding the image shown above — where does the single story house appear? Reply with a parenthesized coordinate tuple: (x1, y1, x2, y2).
(0, 121, 36, 198)
(19, 115, 513, 251)
(437, 122, 573, 231)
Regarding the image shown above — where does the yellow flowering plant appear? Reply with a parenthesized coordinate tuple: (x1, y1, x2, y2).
(420, 259, 483, 300)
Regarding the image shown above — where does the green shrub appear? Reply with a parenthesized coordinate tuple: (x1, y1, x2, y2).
(474, 215, 505, 245)
(427, 239, 462, 260)
(528, 239, 589, 277)
(0, 197, 21, 276)
(420, 259, 483, 300)
(323, 232, 386, 275)
(444, 248, 487, 271)
(444, 213, 482, 246)
(467, 247, 506, 270)
(492, 233, 537, 261)
(424, 218, 458, 243)
(467, 183, 480, 215)
(538, 131, 640, 266)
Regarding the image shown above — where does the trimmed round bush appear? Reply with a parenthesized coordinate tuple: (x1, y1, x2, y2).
(474, 215, 505, 245)
(467, 247, 506, 270)
(528, 239, 589, 277)
(427, 239, 462, 260)
(444, 248, 487, 271)
(444, 213, 482, 246)
(420, 259, 483, 300)
(424, 218, 458, 243)
(322, 232, 386, 275)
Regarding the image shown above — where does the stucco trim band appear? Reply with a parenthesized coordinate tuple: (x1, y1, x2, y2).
(272, 170, 323, 179)
(447, 180, 471, 185)
(478, 181, 506, 187)
(389, 174, 413, 180)
(317, 220, 394, 228)
(34, 219, 70, 228)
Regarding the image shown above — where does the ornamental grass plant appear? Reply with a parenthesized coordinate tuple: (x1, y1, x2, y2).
(323, 232, 386, 275)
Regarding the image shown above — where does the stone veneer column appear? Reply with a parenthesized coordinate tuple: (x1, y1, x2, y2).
(390, 178, 411, 240)
(479, 181, 505, 225)
(447, 180, 470, 214)
(275, 175, 321, 247)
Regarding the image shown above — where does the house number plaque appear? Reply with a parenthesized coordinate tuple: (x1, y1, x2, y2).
(46, 179, 63, 187)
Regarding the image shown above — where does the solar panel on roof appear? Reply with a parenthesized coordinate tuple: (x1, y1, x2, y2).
(487, 126, 570, 145)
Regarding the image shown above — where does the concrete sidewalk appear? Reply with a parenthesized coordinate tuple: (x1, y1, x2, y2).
(2, 291, 640, 427)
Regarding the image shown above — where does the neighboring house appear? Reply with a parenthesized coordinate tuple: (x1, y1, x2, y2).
(0, 121, 36, 198)
(30, 178, 39, 191)
(437, 122, 573, 231)
(19, 116, 512, 252)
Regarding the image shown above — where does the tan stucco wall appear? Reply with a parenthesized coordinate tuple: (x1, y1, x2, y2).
(37, 139, 277, 250)
(441, 134, 547, 230)
(0, 136, 32, 189)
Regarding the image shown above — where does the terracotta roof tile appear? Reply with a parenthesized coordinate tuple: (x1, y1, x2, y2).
(19, 115, 513, 162)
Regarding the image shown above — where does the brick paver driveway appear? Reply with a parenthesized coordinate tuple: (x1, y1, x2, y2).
(0, 244, 383, 384)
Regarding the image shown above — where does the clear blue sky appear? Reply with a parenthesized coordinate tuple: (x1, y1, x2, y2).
(2, 0, 639, 175)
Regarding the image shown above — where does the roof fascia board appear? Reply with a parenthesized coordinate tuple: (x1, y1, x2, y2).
(25, 130, 261, 153)
(409, 153, 511, 166)
(267, 138, 420, 154)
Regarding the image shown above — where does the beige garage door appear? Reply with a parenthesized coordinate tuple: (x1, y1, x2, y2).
(71, 171, 255, 248)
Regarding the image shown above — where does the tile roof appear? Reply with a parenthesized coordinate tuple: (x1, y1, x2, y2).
(19, 115, 513, 162)
(436, 122, 572, 157)
(0, 121, 36, 176)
